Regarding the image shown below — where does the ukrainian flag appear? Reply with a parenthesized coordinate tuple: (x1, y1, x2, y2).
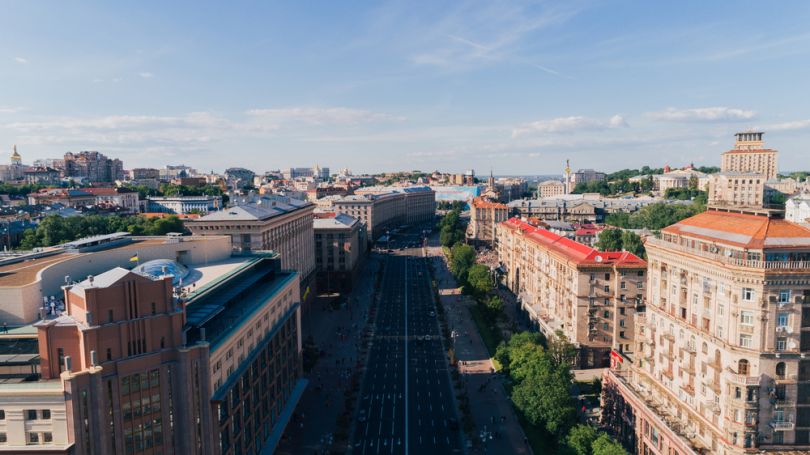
(129, 254, 139, 262)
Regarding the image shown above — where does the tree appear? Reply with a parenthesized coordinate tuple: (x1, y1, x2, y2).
(483, 295, 503, 315)
(564, 424, 599, 455)
(620, 230, 645, 258)
(449, 243, 476, 282)
(591, 434, 629, 455)
(595, 229, 623, 252)
(511, 356, 576, 436)
(466, 264, 492, 295)
(547, 330, 578, 368)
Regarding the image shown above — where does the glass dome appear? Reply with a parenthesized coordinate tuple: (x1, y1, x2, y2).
(133, 259, 189, 286)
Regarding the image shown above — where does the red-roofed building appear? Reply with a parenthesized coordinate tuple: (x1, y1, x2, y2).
(496, 217, 646, 368)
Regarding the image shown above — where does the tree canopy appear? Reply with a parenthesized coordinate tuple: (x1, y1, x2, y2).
(19, 214, 185, 249)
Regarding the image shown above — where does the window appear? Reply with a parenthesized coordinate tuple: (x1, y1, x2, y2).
(603, 310, 610, 318)
(43, 432, 52, 443)
(638, 270, 644, 277)
(604, 285, 610, 292)
(28, 432, 39, 444)
(0, 433, 5, 443)
(42, 409, 50, 420)
(26, 410, 37, 420)
(776, 338, 787, 351)
(739, 334, 753, 348)
(0, 410, 4, 420)
(621, 282, 626, 290)
(106, 348, 112, 361)
(738, 359, 749, 375)
(777, 312, 789, 328)
(779, 290, 791, 304)
(740, 311, 754, 326)
(604, 273, 610, 280)
(742, 288, 754, 301)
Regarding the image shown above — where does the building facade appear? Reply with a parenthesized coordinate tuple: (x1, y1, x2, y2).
(787, 194, 810, 224)
(721, 132, 778, 180)
(147, 196, 222, 214)
(187, 197, 316, 295)
(83, 187, 140, 212)
(538, 180, 566, 198)
(467, 197, 508, 247)
(497, 218, 647, 368)
(63, 151, 124, 183)
(313, 212, 366, 292)
(602, 208, 810, 453)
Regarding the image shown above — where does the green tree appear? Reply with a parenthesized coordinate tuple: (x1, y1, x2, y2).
(591, 434, 629, 455)
(466, 264, 492, 295)
(511, 355, 576, 436)
(483, 295, 503, 316)
(564, 424, 599, 455)
(620, 230, 645, 258)
(547, 330, 578, 368)
(449, 243, 476, 282)
(595, 229, 623, 252)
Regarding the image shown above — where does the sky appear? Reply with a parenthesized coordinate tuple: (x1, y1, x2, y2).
(2, 0, 810, 175)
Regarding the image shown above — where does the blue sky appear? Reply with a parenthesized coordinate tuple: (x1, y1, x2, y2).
(2, 0, 810, 175)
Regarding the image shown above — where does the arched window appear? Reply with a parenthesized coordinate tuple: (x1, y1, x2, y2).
(738, 359, 749, 375)
(702, 342, 708, 354)
(776, 362, 786, 380)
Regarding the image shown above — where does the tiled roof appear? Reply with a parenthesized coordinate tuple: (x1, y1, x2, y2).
(472, 197, 507, 209)
(501, 218, 646, 267)
(662, 209, 810, 249)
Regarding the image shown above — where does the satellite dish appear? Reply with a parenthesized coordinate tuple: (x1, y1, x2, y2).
(725, 250, 732, 257)
(595, 255, 603, 263)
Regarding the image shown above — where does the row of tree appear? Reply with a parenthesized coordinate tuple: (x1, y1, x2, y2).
(571, 177, 654, 196)
(19, 214, 185, 249)
(439, 206, 466, 247)
(604, 199, 704, 231)
(122, 182, 227, 202)
(495, 332, 628, 455)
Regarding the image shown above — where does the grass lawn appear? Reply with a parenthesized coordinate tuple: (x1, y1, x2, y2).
(468, 304, 503, 370)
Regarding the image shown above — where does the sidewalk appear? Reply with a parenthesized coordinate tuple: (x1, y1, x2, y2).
(428, 246, 532, 455)
(276, 256, 381, 455)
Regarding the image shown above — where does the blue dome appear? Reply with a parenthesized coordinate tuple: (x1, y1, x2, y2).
(133, 259, 189, 286)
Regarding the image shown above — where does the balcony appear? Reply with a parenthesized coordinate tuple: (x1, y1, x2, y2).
(646, 236, 810, 270)
(662, 332, 675, 342)
(662, 368, 674, 380)
(770, 421, 795, 431)
(681, 362, 696, 375)
(725, 368, 761, 386)
(703, 399, 721, 415)
(680, 382, 695, 395)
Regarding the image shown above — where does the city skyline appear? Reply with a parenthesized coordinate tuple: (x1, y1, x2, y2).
(3, 1, 810, 174)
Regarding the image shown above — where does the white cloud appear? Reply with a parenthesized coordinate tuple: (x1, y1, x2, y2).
(0, 106, 23, 114)
(139, 72, 154, 79)
(763, 119, 810, 131)
(648, 107, 756, 122)
(14, 57, 28, 64)
(246, 107, 403, 126)
(512, 114, 628, 137)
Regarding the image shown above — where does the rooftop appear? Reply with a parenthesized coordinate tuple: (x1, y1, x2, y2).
(313, 213, 359, 229)
(661, 209, 810, 249)
(472, 197, 507, 209)
(501, 217, 646, 267)
(721, 148, 777, 155)
(193, 197, 310, 222)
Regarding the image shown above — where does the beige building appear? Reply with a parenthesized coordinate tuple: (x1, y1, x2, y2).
(708, 173, 766, 208)
(538, 180, 566, 198)
(333, 186, 435, 241)
(497, 218, 647, 368)
(656, 169, 710, 194)
(467, 197, 508, 246)
(187, 196, 316, 293)
(721, 132, 778, 180)
(313, 212, 366, 292)
(603, 208, 810, 453)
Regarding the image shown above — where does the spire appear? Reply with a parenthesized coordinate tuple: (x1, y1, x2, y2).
(10, 144, 21, 165)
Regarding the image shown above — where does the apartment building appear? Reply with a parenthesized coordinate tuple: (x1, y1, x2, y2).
(331, 193, 403, 241)
(602, 208, 810, 454)
(538, 180, 566, 198)
(721, 132, 778, 180)
(62, 151, 125, 183)
(352, 186, 436, 227)
(707, 173, 766, 208)
(147, 195, 222, 214)
(82, 187, 140, 212)
(497, 218, 647, 368)
(187, 196, 316, 295)
(467, 197, 509, 247)
(313, 212, 366, 292)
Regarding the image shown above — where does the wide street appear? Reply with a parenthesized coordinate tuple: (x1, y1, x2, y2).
(350, 248, 463, 455)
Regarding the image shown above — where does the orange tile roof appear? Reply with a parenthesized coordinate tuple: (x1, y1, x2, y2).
(472, 197, 507, 209)
(501, 218, 646, 267)
(662, 209, 810, 249)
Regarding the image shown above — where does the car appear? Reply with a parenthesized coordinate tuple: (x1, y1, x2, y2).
(429, 311, 435, 317)
(424, 335, 431, 341)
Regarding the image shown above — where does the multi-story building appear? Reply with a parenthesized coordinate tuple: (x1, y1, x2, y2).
(187, 196, 316, 296)
(335, 186, 435, 241)
(721, 132, 778, 180)
(82, 187, 140, 212)
(159, 165, 198, 181)
(24, 166, 61, 185)
(147, 195, 222, 214)
(313, 212, 366, 292)
(6, 248, 304, 454)
(707, 173, 766, 208)
(786, 193, 810, 224)
(224, 168, 256, 189)
(497, 218, 647, 367)
(602, 208, 810, 454)
(130, 168, 161, 180)
(494, 178, 528, 202)
(467, 197, 508, 247)
(63, 151, 124, 183)
(656, 169, 710, 194)
(27, 188, 96, 208)
(538, 180, 566, 198)
(568, 168, 607, 193)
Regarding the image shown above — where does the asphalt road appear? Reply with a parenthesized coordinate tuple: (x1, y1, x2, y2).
(351, 249, 463, 455)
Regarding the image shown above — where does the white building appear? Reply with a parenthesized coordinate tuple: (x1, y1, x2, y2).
(786, 193, 810, 224)
(146, 195, 222, 214)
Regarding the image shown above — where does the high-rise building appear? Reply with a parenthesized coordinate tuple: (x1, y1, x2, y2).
(721, 132, 778, 180)
(497, 218, 647, 367)
(63, 151, 124, 183)
(313, 212, 366, 292)
(602, 208, 810, 453)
